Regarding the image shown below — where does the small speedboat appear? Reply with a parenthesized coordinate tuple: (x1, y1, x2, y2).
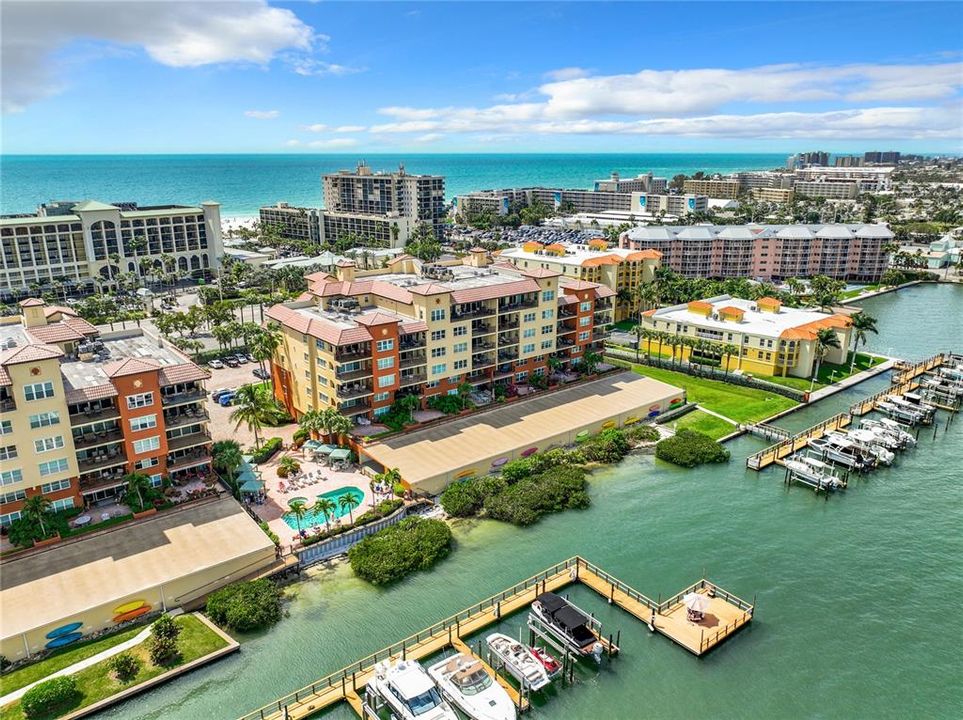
(367, 659, 458, 720)
(784, 456, 846, 490)
(530, 646, 561, 678)
(839, 429, 895, 465)
(809, 435, 875, 471)
(427, 654, 516, 720)
(485, 634, 552, 691)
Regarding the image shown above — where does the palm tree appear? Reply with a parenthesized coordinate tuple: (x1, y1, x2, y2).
(312, 497, 336, 531)
(124, 473, 154, 512)
(812, 328, 842, 383)
(338, 491, 362, 524)
(848, 312, 879, 372)
(250, 323, 283, 384)
(21, 495, 53, 539)
(288, 499, 308, 534)
(212, 440, 243, 498)
(229, 384, 279, 449)
(298, 409, 325, 439)
(320, 408, 353, 444)
(722, 343, 739, 378)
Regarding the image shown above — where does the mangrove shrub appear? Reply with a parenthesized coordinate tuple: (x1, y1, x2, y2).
(348, 517, 453, 585)
(655, 429, 731, 468)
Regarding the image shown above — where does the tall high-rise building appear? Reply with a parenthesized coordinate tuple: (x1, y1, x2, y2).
(863, 151, 901, 165)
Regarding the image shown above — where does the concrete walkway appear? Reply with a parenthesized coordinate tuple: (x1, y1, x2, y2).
(808, 358, 896, 402)
(0, 609, 182, 705)
(693, 404, 739, 426)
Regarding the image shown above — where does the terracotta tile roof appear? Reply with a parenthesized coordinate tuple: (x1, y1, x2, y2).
(469, 246, 487, 253)
(779, 314, 852, 341)
(266, 304, 374, 347)
(387, 254, 414, 266)
(0, 344, 64, 366)
(43, 305, 78, 318)
(757, 296, 782, 306)
(159, 363, 210, 386)
(559, 294, 578, 305)
(0, 366, 10, 386)
(686, 301, 714, 313)
(625, 249, 662, 260)
(595, 285, 616, 299)
(399, 320, 428, 334)
(450, 278, 539, 304)
(335, 259, 356, 268)
(62, 316, 98, 335)
(295, 291, 314, 302)
(581, 255, 622, 267)
(408, 283, 450, 296)
(559, 279, 598, 291)
(18, 298, 44, 307)
(102, 357, 162, 377)
(642, 309, 658, 317)
(64, 383, 118, 404)
(718, 306, 745, 316)
(308, 277, 415, 305)
(519, 267, 561, 279)
(355, 312, 401, 326)
(26, 324, 86, 344)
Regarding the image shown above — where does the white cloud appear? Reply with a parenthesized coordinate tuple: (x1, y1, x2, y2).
(334, 125, 366, 133)
(307, 138, 359, 148)
(301, 123, 328, 132)
(543, 67, 589, 81)
(245, 109, 280, 120)
(3, 0, 317, 113)
(290, 59, 363, 77)
(412, 133, 445, 144)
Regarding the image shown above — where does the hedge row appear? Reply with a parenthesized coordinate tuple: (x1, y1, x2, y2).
(250, 437, 282, 464)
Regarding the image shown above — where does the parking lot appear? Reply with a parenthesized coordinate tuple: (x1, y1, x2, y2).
(204, 361, 300, 449)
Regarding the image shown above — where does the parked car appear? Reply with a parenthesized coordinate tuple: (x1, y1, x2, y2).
(218, 392, 237, 407)
(223, 357, 239, 368)
(211, 388, 234, 402)
(208, 359, 224, 369)
(252, 368, 269, 380)
(246, 353, 257, 363)
(234, 354, 249, 364)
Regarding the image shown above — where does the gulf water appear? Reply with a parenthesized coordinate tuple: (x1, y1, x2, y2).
(0, 153, 785, 217)
(96, 283, 962, 719)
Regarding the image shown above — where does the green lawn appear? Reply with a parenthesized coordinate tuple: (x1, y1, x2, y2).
(1, 616, 228, 720)
(0, 625, 146, 695)
(759, 352, 885, 391)
(629, 364, 798, 423)
(668, 410, 737, 441)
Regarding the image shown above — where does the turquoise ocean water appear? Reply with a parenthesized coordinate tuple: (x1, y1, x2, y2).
(0, 153, 785, 217)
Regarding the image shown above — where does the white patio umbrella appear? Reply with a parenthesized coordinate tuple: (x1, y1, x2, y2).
(683, 592, 711, 613)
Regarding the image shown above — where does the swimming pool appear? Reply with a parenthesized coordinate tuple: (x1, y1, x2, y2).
(282, 486, 365, 530)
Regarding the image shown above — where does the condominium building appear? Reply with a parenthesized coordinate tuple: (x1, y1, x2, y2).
(621, 223, 893, 282)
(454, 186, 707, 219)
(593, 172, 668, 194)
(750, 187, 795, 203)
(792, 181, 859, 200)
(834, 155, 864, 168)
(259, 203, 321, 246)
(0, 300, 211, 528)
(321, 162, 446, 247)
(266, 249, 614, 421)
(498, 242, 660, 321)
(863, 151, 900, 165)
(793, 166, 894, 192)
(632, 193, 708, 216)
(0, 200, 223, 298)
(640, 295, 852, 378)
(683, 179, 741, 199)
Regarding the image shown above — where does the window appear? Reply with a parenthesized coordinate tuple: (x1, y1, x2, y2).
(541, 340, 554, 350)
(34, 436, 65, 453)
(430, 329, 446, 341)
(1, 490, 26, 505)
(24, 382, 54, 401)
(378, 374, 395, 388)
(521, 328, 534, 339)
(374, 406, 390, 418)
(41, 479, 71, 494)
(426, 380, 439, 389)
(38, 458, 69, 477)
(50, 498, 75, 513)
(135, 457, 159, 470)
(430, 309, 446, 322)
(318, 375, 329, 387)
(542, 290, 555, 302)
(580, 301, 592, 312)
(578, 331, 590, 341)
(319, 393, 330, 403)
(133, 436, 161, 454)
(376, 339, 394, 352)
(453, 359, 468, 370)
(431, 364, 446, 375)
(126, 392, 154, 409)
(516, 371, 529, 382)
(579, 316, 591, 327)
(523, 312, 536, 323)
(377, 357, 395, 370)
(0, 445, 16, 460)
(0, 420, 11, 435)
(129, 414, 157, 432)
(149, 474, 163, 488)
(542, 309, 554, 319)
(453, 326, 467, 336)
(431, 347, 446, 358)
(453, 342, 468, 353)
(523, 343, 535, 353)
(1, 469, 24, 486)
(374, 392, 390, 402)
(1, 511, 22, 527)
(541, 325, 553, 335)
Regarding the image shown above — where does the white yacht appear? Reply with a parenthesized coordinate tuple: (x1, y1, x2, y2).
(784, 456, 846, 490)
(809, 435, 875, 471)
(427, 654, 517, 720)
(864, 418, 917, 448)
(485, 634, 552, 691)
(367, 659, 459, 720)
(840, 429, 895, 465)
(877, 399, 925, 425)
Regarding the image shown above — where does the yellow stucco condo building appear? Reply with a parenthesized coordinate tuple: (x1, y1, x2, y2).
(497, 241, 660, 321)
(267, 249, 614, 421)
(640, 295, 852, 378)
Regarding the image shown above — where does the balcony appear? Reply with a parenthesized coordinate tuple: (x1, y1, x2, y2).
(167, 448, 212, 473)
(166, 430, 212, 453)
(592, 328, 607, 340)
(161, 387, 206, 407)
(70, 403, 121, 426)
(399, 372, 427, 387)
(557, 323, 577, 335)
(338, 384, 373, 400)
(471, 322, 495, 336)
(494, 364, 513, 379)
(498, 319, 519, 331)
(472, 355, 495, 370)
(498, 349, 518, 362)
(336, 366, 372, 381)
(77, 449, 127, 473)
(399, 353, 426, 369)
(399, 335, 426, 351)
(557, 337, 576, 347)
(79, 470, 127, 494)
(452, 303, 495, 320)
(594, 300, 614, 311)
(73, 428, 123, 450)
(339, 401, 371, 417)
(336, 344, 371, 363)
(0, 397, 15, 412)
(497, 332, 519, 346)
(498, 295, 538, 313)
(164, 407, 208, 427)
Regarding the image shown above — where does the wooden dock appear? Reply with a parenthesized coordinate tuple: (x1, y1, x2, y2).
(746, 412, 852, 470)
(238, 557, 754, 720)
(891, 353, 947, 387)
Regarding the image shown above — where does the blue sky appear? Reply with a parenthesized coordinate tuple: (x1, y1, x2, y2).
(3, 1, 962, 154)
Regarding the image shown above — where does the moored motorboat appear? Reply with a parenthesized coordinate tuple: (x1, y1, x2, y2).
(485, 634, 552, 691)
(839, 429, 895, 465)
(367, 659, 459, 720)
(530, 592, 601, 657)
(530, 646, 561, 678)
(426, 654, 517, 720)
(809, 435, 875, 471)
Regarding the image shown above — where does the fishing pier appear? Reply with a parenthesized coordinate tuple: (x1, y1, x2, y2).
(238, 556, 754, 720)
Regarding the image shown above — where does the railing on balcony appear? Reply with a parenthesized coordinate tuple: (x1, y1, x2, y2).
(161, 386, 206, 407)
(399, 353, 426, 369)
(336, 344, 371, 362)
(167, 448, 212, 472)
(73, 428, 124, 450)
(166, 430, 213, 453)
(77, 449, 127, 473)
(339, 384, 373, 400)
(69, 402, 120, 425)
(452, 303, 495, 320)
(164, 408, 208, 427)
(472, 339, 495, 351)
(498, 350, 519, 362)
(0, 397, 16, 412)
(494, 364, 513, 377)
(472, 356, 495, 370)
(339, 401, 371, 416)
(557, 322, 577, 335)
(471, 322, 495, 335)
(498, 319, 519, 330)
(498, 333, 519, 346)
(79, 469, 128, 492)
(557, 337, 576, 347)
(399, 336, 426, 351)
(336, 366, 373, 381)
(399, 373, 427, 387)
(558, 307, 577, 318)
(498, 297, 538, 313)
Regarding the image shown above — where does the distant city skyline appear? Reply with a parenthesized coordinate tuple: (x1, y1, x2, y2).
(2, 1, 962, 154)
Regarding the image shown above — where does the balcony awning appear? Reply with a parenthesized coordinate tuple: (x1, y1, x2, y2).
(239, 478, 265, 493)
(329, 448, 351, 461)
